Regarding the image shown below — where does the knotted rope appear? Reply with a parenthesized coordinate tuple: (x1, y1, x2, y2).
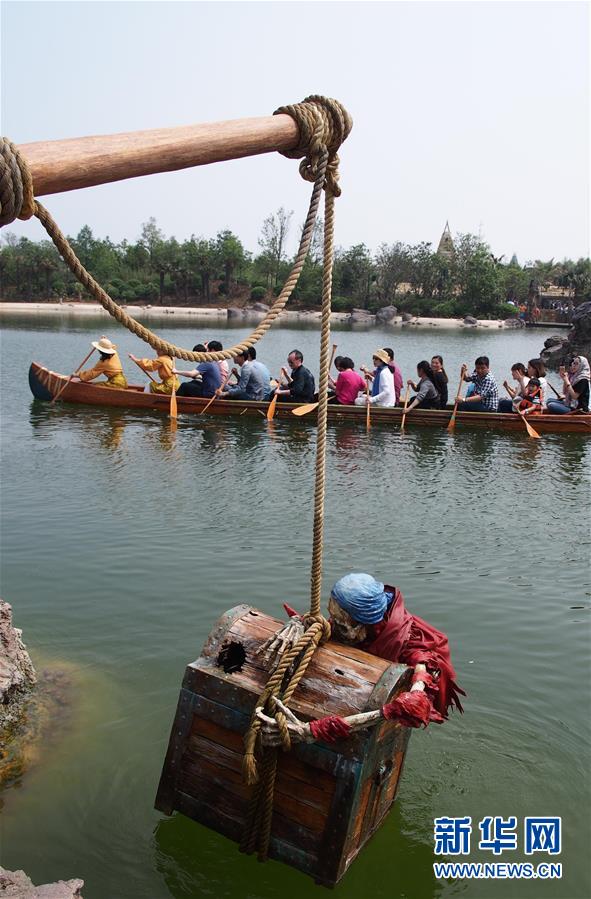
(1, 97, 352, 862)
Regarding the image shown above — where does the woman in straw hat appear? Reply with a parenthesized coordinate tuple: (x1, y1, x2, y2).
(77, 336, 128, 389)
(356, 349, 396, 407)
(128, 349, 180, 395)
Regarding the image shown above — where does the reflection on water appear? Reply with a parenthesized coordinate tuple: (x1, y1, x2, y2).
(2, 321, 591, 899)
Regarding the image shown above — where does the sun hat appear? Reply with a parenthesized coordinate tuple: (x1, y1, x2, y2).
(91, 336, 117, 354)
(372, 349, 389, 365)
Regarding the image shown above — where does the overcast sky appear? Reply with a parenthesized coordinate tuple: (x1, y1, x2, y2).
(1, 0, 589, 263)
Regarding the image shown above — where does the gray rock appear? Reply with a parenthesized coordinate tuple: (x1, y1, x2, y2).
(544, 335, 565, 348)
(250, 302, 270, 313)
(348, 311, 376, 325)
(539, 300, 590, 368)
(401, 311, 414, 322)
(463, 315, 478, 325)
(504, 317, 525, 328)
(375, 305, 398, 324)
(0, 868, 83, 897)
(226, 307, 245, 319)
(0, 601, 36, 727)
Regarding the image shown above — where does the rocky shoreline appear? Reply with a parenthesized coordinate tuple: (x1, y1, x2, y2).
(0, 603, 83, 897)
(0, 301, 522, 331)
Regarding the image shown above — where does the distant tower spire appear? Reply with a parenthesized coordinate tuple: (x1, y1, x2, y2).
(437, 221, 455, 260)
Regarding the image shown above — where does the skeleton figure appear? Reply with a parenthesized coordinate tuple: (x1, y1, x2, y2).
(254, 573, 465, 745)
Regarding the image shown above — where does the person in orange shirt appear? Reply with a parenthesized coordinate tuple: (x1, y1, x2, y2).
(128, 349, 180, 394)
(77, 336, 128, 388)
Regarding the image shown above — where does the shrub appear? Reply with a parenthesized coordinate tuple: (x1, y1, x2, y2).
(331, 295, 356, 312)
(250, 285, 267, 301)
(432, 300, 458, 319)
(496, 302, 521, 319)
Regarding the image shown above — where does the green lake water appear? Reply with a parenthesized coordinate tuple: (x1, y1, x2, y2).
(1, 315, 590, 899)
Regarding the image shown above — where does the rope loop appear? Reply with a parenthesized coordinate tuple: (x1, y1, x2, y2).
(274, 96, 352, 197)
(302, 613, 331, 644)
(0, 137, 35, 226)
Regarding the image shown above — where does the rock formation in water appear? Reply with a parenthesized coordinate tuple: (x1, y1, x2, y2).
(540, 300, 591, 369)
(0, 600, 36, 735)
(0, 869, 84, 898)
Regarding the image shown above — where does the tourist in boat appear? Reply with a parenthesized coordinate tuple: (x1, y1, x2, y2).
(383, 348, 403, 403)
(357, 350, 396, 407)
(546, 356, 590, 414)
(174, 344, 222, 398)
(430, 355, 448, 407)
(515, 378, 543, 415)
(362, 348, 403, 403)
(328, 356, 366, 405)
(219, 348, 266, 401)
(77, 336, 128, 389)
(525, 358, 548, 408)
(205, 340, 229, 382)
(498, 362, 529, 413)
(456, 356, 499, 412)
(129, 349, 180, 394)
(273, 349, 315, 403)
(404, 361, 441, 411)
(246, 346, 273, 400)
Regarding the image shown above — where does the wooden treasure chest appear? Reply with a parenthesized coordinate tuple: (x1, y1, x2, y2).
(155, 604, 413, 886)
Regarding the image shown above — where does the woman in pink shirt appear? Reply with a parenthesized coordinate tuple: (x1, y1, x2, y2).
(329, 356, 367, 405)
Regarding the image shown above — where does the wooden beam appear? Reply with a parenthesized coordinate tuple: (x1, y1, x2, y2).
(17, 114, 300, 197)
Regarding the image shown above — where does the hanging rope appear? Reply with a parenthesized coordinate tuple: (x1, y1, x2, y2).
(1, 97, 352, 862)
(240, 98, 350, 862)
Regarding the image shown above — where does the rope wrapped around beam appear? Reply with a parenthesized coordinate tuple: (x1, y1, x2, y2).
(0, 96, 351, 363)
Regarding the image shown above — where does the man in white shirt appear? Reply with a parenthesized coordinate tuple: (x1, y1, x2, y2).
(356, 349, 396, 407)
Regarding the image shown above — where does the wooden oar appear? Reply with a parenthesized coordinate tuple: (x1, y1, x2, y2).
(200, 372, 231, 415)
(291, 343, 338, 417)
(266, 377, 283, 421)
(517, 409, 541, 439)
(129, 355, 157, 383)
(51, 348, 95, 404)
(447, 366, 467, 431)
(169, 357, 178, 424)
(400, 384, 411, 432)
(548, 381, 564, 400)
(365, 379, 371, 431)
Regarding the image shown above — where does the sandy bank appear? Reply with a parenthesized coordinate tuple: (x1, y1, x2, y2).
(0, 302, 512, 330)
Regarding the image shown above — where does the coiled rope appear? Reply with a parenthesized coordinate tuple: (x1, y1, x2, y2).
(1, 96, 352, 862)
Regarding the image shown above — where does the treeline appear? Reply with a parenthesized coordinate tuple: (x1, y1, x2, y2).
(1, 209, 589, 319)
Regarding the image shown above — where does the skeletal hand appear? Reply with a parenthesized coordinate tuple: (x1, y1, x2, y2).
(254, 617, 305, 672)
(256, 698, 313, 746)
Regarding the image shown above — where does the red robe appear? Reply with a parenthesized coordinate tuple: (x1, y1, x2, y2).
(360, 586, 465, 718)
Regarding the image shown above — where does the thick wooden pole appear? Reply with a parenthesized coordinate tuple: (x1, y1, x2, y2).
(17, 115, 300, 197)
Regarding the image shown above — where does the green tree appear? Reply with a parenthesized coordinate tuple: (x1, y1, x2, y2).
(216, 230, 247, 296)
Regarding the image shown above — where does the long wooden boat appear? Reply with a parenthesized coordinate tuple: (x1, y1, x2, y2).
(29, 362, 591, 434)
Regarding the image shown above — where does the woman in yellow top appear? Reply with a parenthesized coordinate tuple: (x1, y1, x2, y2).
(128, 350, 180, 394)
(78, 337, 128, 388)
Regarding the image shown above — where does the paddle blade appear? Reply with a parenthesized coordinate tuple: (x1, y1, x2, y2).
(170, 391, 178, 420)
(446, 414, 457, 432)
(292, 402, 318, 417)
(266, 393, 279, 421)
(523, 416, 541, 439)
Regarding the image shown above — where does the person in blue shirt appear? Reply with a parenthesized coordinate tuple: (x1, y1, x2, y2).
(456, 356, 499, 412)
(246, 346, 273, 399)
(219, 349, 267, 401)
(175, 344, 222, 398)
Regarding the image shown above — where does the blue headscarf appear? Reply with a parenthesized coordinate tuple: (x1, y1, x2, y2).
(330, 573, 391, 625)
